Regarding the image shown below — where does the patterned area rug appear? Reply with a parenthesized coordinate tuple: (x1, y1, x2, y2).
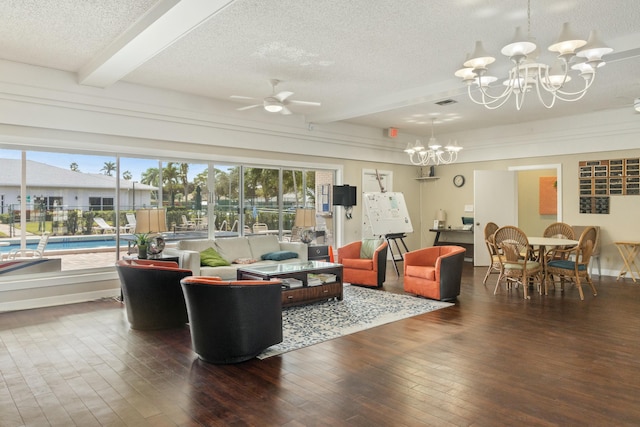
(257, 284, 454, 359)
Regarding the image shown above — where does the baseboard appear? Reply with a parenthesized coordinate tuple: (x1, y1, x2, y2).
(0, 289, 121, 313)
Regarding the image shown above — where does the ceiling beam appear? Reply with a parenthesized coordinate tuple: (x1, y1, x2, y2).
(78, 0, 235, 88)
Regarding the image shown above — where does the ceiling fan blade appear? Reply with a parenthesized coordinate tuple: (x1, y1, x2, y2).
(237, 104, 261, 111)
(274, 91, 294, 102)
(288, 99, 322, 107)
(281, 106, 293, 115)
(231, 95, 258, 101)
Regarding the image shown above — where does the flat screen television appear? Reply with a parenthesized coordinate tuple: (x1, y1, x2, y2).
(332, 185, 357, 207)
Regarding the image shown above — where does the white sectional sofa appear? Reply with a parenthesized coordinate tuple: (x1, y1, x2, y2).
(163, 234, 308, 280)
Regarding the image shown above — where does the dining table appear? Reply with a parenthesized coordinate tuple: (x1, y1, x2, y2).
(528, 236, 579, 293)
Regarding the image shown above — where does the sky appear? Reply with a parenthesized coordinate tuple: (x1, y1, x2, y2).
(1, 149, 209, 182)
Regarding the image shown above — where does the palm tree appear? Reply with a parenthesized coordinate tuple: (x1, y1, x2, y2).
(70, 162, 80, 172)
(141, 167, 160, 187)
(163, 163, 180, 207)
(122, 170, 132, 180)
(101, 161, 116, 176)
(178, 163, 190, 204)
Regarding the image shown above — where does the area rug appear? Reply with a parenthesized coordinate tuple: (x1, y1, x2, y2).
(257, 284, 454, 359)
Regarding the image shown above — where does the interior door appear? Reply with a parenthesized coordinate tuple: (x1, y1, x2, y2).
(473, 170, 517, 266)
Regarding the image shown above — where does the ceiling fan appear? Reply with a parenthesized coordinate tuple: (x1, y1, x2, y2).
(231, 79, 321, 115)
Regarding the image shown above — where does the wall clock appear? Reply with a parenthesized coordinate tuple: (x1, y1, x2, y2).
(453, 174, 465, 187)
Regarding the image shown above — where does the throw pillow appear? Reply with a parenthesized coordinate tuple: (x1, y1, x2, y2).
(200, 247, 231, 267)
(360, 239, 384, 259)
(261, 251, 299, 261)
(233, 257, 258, 264)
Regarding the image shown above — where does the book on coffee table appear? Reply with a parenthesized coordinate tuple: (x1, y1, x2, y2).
(282, 278, 303, 288)
(308, 273, 337, 285)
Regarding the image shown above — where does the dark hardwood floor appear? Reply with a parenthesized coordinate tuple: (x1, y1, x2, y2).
(2, 264, 640, 426)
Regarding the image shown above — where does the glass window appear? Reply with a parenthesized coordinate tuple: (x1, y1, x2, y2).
(0, 147, 337, 281)
(212, 164, 240, 235)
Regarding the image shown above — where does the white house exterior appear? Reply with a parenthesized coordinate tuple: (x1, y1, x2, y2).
(0, 159, 155, 214)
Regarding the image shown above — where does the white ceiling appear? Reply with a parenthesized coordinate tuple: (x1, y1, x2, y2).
(1, 0, 639, 139)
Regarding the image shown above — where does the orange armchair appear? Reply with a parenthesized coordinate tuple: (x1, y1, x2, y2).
(338, 239, 388, 288)
(403, 245, 465, 301)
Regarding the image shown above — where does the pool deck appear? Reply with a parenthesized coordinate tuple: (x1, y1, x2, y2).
(0, 230, 275, 271)
(55, 250, 126, 270)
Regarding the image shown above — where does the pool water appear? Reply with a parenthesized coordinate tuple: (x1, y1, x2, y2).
(0, 237, 124, 253)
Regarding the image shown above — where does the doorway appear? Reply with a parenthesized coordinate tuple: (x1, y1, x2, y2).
(474, 164, 562, 266)
(509, 164, 562, 235)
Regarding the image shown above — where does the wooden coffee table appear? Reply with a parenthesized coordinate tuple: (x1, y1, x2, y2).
(237, 261, 343, 307)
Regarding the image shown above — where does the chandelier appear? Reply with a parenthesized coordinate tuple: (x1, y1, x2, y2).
(455, 0, 613, 110)
(404, 119, 462, 166)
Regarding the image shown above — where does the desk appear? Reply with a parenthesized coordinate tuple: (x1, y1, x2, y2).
(615, 241, 640, 283)
(528, 237, 579, 294)
(429, 228, 474, 261)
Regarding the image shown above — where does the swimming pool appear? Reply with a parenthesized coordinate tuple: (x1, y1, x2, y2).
(0, 231, 231, 254)
(0, 236, 125, 253)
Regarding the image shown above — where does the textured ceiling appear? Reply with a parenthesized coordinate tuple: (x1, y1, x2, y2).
(0, 0, 639, 139)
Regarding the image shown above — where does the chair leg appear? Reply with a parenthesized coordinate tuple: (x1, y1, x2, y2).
(493, 276, 502, 295)
(483, 266, 492, 284)
(586, 274, 598, 297)
(522, 274, 530, 299)
(575, 276, 585, 301)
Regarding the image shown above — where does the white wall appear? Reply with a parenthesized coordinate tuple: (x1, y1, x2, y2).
(1, 58, 639, 310)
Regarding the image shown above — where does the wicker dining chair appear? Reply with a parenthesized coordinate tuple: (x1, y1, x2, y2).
(482, 222, 502, 285)
(542, 222, 576, 260)
(545, 226, 598, 300)
(493, 226, 544, 299)
(572, 225, 601, 277)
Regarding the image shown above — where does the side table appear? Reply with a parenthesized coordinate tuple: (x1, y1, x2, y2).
(615, 241, 640, 283)
(308, 245, 330, 262)
(122, 254, 180, 264)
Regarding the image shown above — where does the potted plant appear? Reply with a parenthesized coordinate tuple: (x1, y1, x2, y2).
(133, 233, 151, 259)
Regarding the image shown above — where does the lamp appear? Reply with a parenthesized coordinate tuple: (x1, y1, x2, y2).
(404, 119, 462, 166)
(294, 208, 316, 244)
(264, 97, 283, 113)
(434, 209, 447, 229)
(135, 208, 168, 258)
(455, 0, 613, 110)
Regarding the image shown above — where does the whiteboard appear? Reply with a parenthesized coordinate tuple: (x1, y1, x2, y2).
(363, 192, 413, 236)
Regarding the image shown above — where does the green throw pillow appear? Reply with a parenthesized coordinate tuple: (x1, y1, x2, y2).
(200, 247, 231, 267)
(261, 251, 299, 261)
(360, 239, 384, 259)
